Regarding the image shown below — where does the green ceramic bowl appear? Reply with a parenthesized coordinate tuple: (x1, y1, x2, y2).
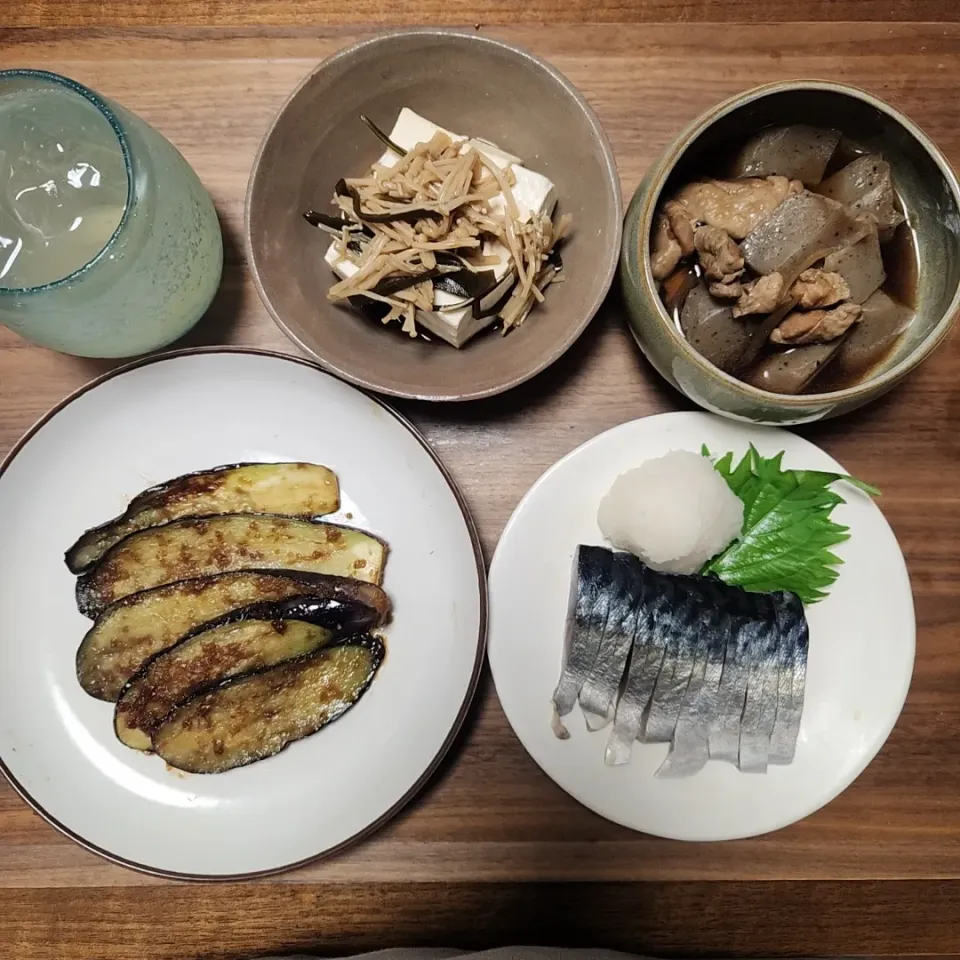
(621, 80, 960, 425)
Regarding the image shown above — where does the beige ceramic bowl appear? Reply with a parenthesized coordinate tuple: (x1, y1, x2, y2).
(621, 80, 960, 425)
(247, 29, 621, 402)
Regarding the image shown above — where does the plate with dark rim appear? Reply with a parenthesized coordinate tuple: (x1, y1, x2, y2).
(0, 348, 485, 879)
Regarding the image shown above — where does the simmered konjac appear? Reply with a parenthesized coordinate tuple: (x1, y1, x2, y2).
(652, 125, 917, 394)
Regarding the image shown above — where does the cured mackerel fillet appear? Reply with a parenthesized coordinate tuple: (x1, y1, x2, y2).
(642, 575, 706, 743)
(66, 462, 340, 574)
(768, 591, 809, 764)
(557, 545, 810, 776)
(551, 546, 615, 732)
(737, 592, 781, 773)
(76, 515, 386, 618)
(656, 579, 735, 778)
(578, 552, 643, 731)
(605, 568, 665, 766)
(708, 594, 771, 764)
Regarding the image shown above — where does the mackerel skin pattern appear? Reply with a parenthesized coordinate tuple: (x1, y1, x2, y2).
(556, 546, 810, 777)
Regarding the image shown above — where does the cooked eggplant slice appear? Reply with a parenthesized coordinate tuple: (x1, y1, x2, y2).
(76, 515, 387, 618)
(77, 570, 391, 702)
(152, 636, 384, 774)
(65, 462, 340, 574)
(114, 596, 374, 750)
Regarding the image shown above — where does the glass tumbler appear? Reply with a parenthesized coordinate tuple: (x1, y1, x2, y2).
(0, 70, 223, 358)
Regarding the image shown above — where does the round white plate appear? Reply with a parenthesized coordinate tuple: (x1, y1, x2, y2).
(488, 411, 914, 841)
(0, 349, 485, 879)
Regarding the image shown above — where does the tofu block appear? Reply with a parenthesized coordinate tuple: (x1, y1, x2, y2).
(324, 108, 557, 347)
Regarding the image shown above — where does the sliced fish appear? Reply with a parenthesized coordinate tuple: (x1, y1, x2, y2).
(738, 593, 781, 773)
(605, 567, 669, 765)
(555, 546, 810, 777)
(656, 579, 735, 778)
(551, 546, 614, 732)
(708, 590, 771, 764)
(768, 591, 809, 764)
(579, 552, 644, 730)
(643, 574, 706, 743)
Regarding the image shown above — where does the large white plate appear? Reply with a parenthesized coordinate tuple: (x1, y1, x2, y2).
(0, 349, 485, 879)
(488, 411, 914, 841)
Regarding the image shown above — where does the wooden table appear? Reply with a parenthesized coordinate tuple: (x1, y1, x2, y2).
(4, 3, 960, 958)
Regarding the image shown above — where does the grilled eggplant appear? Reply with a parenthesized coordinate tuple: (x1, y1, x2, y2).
(77, 570, 391, 702)
(152, 636, 384, 774)
(114, 596, 375, 750)
(76, 515, 387, 618)
(65, 462, 340, 574)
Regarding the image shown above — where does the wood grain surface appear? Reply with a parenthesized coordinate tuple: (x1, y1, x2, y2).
(3, 14, 960, 960)
(6, 0, 960, 27)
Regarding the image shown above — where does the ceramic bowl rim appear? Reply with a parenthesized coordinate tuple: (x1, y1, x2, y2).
(621, 78, 960, 408)
(245, 27, 623, 402)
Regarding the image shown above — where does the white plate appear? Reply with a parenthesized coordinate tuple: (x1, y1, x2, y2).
(488, 411, 914, 841)
(0, 349, 485, 879)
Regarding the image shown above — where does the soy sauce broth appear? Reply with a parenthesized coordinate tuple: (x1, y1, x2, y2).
(808, 217, 918, 393)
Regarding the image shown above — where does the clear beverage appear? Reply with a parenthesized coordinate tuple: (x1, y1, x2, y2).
(0, 86, 128, 288)
(0, 71, 223, 358)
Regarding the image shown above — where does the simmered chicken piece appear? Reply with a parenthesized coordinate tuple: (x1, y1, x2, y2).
(672, 175, 802, 239)
(651, 213, 683, 280)
(770, 302, 862, 345)
(732, 272, 784, 318)
(663, 200, 696, 254)
(788, 268, 851, 309)
(694, 225, 744, 282)
(709, 279, 743, 299)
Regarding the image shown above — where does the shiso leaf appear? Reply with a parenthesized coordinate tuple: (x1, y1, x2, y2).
(700, 444, 879, 604)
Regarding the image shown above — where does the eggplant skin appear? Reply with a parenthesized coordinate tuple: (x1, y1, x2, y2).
(65, 462, 340, 575)
(152, 636, 384, 774)
(76, 570, 391, 702)
(114, 596, 375, 751)
(75, 514, 387, 618)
